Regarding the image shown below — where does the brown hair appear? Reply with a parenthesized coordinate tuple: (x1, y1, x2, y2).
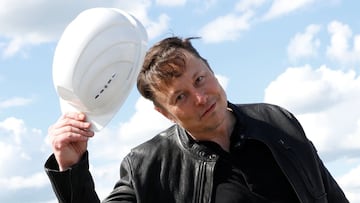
(137, 36, 210, 104)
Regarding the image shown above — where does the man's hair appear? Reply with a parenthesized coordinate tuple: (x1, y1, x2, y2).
(137, 36, 210, 104)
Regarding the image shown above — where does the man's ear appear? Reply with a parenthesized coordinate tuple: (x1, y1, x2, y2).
(155, 106, 174, 122)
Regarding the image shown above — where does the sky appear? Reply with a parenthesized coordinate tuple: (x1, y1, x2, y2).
(0, 0, 359, 202)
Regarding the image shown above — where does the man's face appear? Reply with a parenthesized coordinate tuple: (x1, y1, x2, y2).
(154, 51, 228, 139)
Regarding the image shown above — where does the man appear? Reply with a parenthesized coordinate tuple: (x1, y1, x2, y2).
(45, 36, 349, 202)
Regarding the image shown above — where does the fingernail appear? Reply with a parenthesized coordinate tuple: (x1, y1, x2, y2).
(84, 122, 91, 128)
(78, 113, 85, 119)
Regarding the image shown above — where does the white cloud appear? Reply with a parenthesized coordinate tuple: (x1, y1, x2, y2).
(0, 0, 168, 58)
(326, 20, 360, 65)
(192, 0, 218, 14)
(235, 0, 267, 12)
(2, 37, 25, 58)
(203, 0, 218, 10)
(156, 0, 186, 7)
(262, 0, 315, 20)
(0, 141, 16, 168)
(216, 74, 229, 90)
(0, 97, 32, 109)
(113, 0, 171, 40)
(197, 0, 321, 43)
(0, 117, 46, 166)
(0, 0, 95, 57)
(0, 172, 48, 190)
(146, 14, 171, 40)
(198, 12, 253, 43)
(338, 164, 360, 202)
(287, 24, 321, 62)
(264, 65, 360, 158)
(0, 117, 27, 144)
(113, 0, 151, 17)
(0, 116, 51, 203)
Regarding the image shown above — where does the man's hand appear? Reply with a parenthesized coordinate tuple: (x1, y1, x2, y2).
(48, 112, 94, 171)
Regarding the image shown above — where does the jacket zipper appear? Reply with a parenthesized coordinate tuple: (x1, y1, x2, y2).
(194, 161, 207, 203)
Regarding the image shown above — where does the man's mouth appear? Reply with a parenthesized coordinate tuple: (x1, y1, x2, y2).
(201, 102, 216, 119)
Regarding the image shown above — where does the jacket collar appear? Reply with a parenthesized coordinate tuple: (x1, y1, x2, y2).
(174, 101, 245, 160)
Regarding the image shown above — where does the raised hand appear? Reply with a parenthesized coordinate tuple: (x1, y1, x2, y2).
(48, 112, 94, 171)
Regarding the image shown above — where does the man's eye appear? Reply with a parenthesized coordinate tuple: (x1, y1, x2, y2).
(196, 76, 204, 84)
(176, 94, 185, 101)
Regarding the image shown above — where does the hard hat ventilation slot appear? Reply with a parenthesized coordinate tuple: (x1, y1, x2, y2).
(94, 73, 117, 99)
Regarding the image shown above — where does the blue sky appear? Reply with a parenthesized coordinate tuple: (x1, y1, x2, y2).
(1, 0, 360, 202)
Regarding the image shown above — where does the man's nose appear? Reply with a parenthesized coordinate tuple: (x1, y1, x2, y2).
(194, 89, 207, 105)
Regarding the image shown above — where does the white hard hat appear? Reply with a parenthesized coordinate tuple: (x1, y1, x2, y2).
(52, 8, 148, 131)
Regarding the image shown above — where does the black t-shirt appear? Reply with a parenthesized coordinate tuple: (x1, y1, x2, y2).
(204, 124, 300, 203)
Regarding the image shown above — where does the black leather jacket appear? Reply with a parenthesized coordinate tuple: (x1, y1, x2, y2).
(45, 103, 349, 203)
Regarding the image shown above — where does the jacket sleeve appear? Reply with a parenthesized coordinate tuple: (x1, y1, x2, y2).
(282, 105, 349, 202)
(44, 152, 137, 203)
(311, 143, 349, 203)
(103, 154, 137, 202)
(44, 152, 100, 203)
(268, 104, 349, 202)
